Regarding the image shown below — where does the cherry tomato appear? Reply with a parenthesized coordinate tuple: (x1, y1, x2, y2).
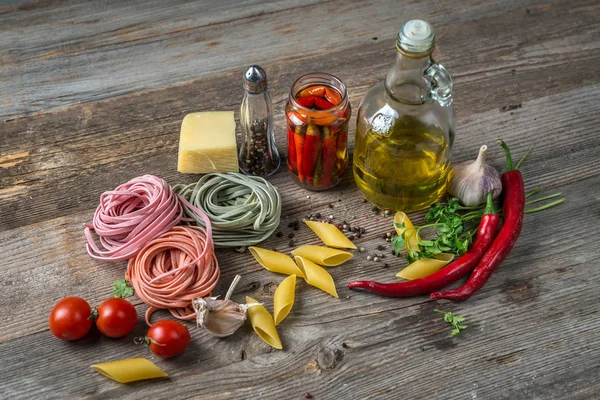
(146, 320, 190, 358)
(49, 297, 93, 341)
(96, 298, 138, 338)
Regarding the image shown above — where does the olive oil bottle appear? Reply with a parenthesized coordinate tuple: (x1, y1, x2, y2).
(353, 20, 455, 212)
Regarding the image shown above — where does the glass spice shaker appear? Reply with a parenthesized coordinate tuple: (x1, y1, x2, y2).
(239, 65, 280, 176)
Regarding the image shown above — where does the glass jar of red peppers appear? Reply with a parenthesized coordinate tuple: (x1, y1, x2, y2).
(286, 73, 350, 190)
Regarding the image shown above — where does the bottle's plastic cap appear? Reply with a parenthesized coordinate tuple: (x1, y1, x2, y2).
(243, 65, 267, 93)
(397, 19, 435, 55)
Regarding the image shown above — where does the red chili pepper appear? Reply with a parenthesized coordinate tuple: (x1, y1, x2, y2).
(296, 96, 316, 108)
(287, 126, 297, 173)
(314, 97, 334, 110)
(348, 193, 500, 297)
(294, 126, 306, 182)
(301, 124, 321, 179)
(321, 127, 336, 187)
(430, 140, 526, 301)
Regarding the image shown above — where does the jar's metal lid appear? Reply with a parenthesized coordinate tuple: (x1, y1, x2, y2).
(243, 65, 267, 93)
(397, 19, 435, 55)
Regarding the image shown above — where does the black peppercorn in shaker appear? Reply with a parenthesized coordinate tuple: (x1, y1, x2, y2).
(239, 65, 280, 176)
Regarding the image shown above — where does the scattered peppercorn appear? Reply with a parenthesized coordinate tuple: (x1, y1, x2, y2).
(328, 204, 333, 208)
(288, 233, 295, 239)
(360, 227, 366, 234)
(288, 239, 295, 247)
(383, 263, 390, 268)
(372, 206, 379, 213)
(276, 232, 283, 238)
(304, 393, 313, 399)
(348, 235, 355, 240)
(293, 225, 299, 231)
(377, 245, 385, 250)
(315, 212, 321, 218)
(362, 198, 368, 203)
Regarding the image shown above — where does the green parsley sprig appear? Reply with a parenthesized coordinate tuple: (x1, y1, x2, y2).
(113, 279, 135, 298)
(435, 309, 467, 336)
(392, 198, 477, 263)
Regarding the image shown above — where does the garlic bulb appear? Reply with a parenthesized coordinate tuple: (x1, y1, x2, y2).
(192, 275, 258, 338)
(448, 145, 502, 206)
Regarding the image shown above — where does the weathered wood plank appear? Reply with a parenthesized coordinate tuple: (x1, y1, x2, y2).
(0, 0, 589, 120)
(0, 175, 598, 399)
(1, 0, 599, 231)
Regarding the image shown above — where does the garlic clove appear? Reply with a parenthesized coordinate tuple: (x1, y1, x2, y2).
(448, 145, 502, 206)
(192, 275, 260, 338)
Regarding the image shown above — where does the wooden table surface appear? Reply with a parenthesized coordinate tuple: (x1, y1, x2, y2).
(1, 0, 599, 399)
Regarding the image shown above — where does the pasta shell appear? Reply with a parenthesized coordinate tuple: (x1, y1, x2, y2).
(304, 221, 357, 249)
(396, 253, 454, 280)
(393, 212, 420, 252)
(291, 245, 352, 267)
(91, 358, 168, 383)
(249, 247, 305, 278)
(273, 275, 296, 326)
(245, 296, 283, 349)
(294, 256, 338, 298)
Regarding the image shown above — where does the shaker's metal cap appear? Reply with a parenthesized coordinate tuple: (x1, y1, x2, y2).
(397, 19, 435, 56)
(243, 65, 267, 93)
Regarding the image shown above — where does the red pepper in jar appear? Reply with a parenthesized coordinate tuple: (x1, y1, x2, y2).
(296, 96, 316, 108)
(302, 124, 321, 179)
(321, 126, 336, 187)
(314, 97, 335, 110)
(299, 85, 326, 98)
(312, 145, 323, 187)
(325, 87, 342, 106)
(287, 126, 297, 173)
(335, 126, 347, 172)
(294, 125, 306, 182)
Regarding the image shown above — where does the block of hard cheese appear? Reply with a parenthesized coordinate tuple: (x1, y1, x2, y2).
(177, 111, 239, 174)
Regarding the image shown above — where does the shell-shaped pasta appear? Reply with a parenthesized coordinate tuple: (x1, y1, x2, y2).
(249, 246, 305, 278)
(273, 275, 296, 325)
(393, 212, 420, 252)
(396, 253, 454, 280)
(91, 358, 168, 383)
(294, 256, 338, 298)
(304, 221, 357, 249)
(245, 296, 283, 349)
(291, 245, 352, 267)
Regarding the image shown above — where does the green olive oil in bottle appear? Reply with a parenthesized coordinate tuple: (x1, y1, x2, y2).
(353, 20, 455, 212)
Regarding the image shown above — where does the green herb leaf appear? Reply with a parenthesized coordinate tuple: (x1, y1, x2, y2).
(436, 309, 468, 337)
(391, 235, 405, 256)
(113, 279, 135, 298)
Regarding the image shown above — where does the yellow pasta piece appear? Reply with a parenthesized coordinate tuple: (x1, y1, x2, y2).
(396, 253, 454, 280)
(393, 212, 421, 252)
(294, 256, 338, 298)
(249, 246, 305, 278)
(291, 245, 352, 267)
(273, 275, 296, 326)
(91, 358, 167, 383)
(246, 296, 283, 349)
(304, 221, 357, 249)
